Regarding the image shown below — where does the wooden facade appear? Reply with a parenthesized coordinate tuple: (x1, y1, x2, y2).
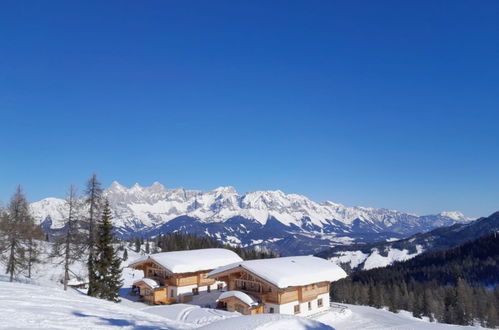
(218, 296, 264, 315)
(132, 259, 217, 288)
(131, 258, 222, 305)
(133, 280, 175, 305)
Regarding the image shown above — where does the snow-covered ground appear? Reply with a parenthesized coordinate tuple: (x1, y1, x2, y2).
(0, 280, 191, 330)
(329, 245, 424, 270)
(0, 277, 486, 330)
(0, 279, 332, 330)
(317, 304, 482, 330)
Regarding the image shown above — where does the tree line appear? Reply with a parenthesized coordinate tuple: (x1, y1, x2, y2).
(0, 174, 123, 302)
(330, 232, 499, 328)
(127, 232, 279, 260)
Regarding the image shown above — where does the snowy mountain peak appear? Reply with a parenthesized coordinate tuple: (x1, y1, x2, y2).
(212, 186, 238, 195)
(108, 181, 127, 192)
(149, 181, 166, 191)
(30, 181, 473, 254)
(438, 211, 470, 221)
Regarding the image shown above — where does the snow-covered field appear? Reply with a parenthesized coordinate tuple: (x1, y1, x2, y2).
(0, 278, 485, 330)
(329, 245, 424, 271)
(0, 280, 191, 330)
(317, 304, 482, 330)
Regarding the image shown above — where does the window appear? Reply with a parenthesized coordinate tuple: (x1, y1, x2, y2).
(308, 302, 312, 311)
(192, 288, 199, 295)
(294, 304, 300, 314)
(145, 289, 151, 296)
(170, 289, 174, 298)
(269, 307, 274, 314)
(318, 298, 323, 307)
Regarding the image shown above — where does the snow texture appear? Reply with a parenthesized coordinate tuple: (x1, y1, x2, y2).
(317, 304, 483, 330)
(0, 280, 191, 330)
(198, 313, 333, 330)
(209, 256, 347, 288)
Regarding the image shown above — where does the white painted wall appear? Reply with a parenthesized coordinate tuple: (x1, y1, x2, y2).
(263, 293, 330, 316)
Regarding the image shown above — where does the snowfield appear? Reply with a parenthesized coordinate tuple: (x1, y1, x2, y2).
(329, 245, 424, 271)
(0, 278, 485, 330)
(0, 280, 191, 330)
(198, 314, 333, 330)
(318, 304, 483, 330)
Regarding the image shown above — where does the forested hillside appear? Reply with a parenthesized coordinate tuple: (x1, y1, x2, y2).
(317, 211, 499, 271)
(127, 232, 279, 260)
(330, 232, 499, 328)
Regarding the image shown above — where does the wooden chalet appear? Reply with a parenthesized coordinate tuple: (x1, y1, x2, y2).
(209, 256, 347, 316)
(129, 248, 243, 305)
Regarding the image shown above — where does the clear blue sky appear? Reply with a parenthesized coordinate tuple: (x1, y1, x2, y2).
(0, 1, 498, 218)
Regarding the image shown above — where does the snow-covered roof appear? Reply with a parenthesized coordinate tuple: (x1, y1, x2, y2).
(208, 256, 347, 289)
(129, 248, 243, 274)
(217, 290, 259, 307)
(134, 278, 160, 289)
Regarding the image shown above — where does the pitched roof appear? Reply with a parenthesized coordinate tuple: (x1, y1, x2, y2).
(134, 278, 160, 289)
(129, 248, 243, 274)
(218, 290, 259, 307)
(208, 256, 347, 289)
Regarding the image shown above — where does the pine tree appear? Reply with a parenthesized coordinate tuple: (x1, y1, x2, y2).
(84, 174, 103, 296)
(94, 200, 122, 302)
(134, 238, 141, 253)
(122, 248, 128, 261)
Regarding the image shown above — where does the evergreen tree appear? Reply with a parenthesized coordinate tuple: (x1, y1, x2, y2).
(93, 200, 122, 302)
(84, 173, 103, 296)
(134, 238, 141, 253)
(122, 248, 128, 261)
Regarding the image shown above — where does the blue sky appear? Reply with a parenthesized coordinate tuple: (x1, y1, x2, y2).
(0, 1, 498, 217)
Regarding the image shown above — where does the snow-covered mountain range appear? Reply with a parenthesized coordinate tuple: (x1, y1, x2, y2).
(30, 182, 472, 255)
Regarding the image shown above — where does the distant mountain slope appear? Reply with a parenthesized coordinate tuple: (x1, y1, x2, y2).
(330, 232, 499, 327)
(30, 182, 471, 255)
(349, 230, 499, 286)
(317, 211, 499, 270)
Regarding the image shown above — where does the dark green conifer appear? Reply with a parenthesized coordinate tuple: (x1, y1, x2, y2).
(94, 200, 122, 302)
